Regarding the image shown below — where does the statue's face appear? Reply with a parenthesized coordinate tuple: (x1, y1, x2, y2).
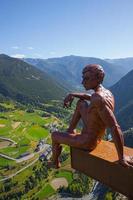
(82, 71, 99, 90)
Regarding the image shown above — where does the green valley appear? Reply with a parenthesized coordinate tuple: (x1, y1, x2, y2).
(0, 99, 93, 200)
(0, 100, 65, 199)
(0, 54, 132, 200)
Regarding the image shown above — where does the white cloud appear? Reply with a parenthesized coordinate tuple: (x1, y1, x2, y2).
(11, 54, 26, 58)
(11, 46, 20, 49)
(27, 46, 34, 50)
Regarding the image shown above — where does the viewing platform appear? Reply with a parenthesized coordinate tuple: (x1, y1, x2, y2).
(71, 140, 133, 198)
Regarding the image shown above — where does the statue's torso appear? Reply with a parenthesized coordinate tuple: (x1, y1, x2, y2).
(82, 88, 114, 140)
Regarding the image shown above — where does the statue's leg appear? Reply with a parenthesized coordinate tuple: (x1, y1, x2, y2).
(67, 99, 82, 133)
(51, 139, 62, 168)
(68, 99, 88, 132)
(51, 100, 89, 168)
(51, 129, 96, 168)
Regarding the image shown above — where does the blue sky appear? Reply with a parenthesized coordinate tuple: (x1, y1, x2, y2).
(0, 0, 133, 59)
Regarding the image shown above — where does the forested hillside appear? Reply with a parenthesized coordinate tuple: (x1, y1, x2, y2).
(0, 54, 68, 104)
(110, 69, 133, 130)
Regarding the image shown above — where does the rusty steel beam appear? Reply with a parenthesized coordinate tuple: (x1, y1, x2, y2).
(71, 140, 133, 198)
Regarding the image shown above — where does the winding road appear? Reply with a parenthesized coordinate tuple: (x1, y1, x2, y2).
(0, 137, 52, 182)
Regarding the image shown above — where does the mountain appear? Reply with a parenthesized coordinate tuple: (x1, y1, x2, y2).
(106, 57, 133, 73)
(110, 69, 133, 111)
(110, 69, 133, 130)
(0, 54, 68, 104)
(116, 104, 133, 131)
(123, 128, 133, 148)
(24, 55, 126, 89)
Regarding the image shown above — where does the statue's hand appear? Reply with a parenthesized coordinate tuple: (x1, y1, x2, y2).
(63, 94, 74, 108)
(119, 156, 133, 168)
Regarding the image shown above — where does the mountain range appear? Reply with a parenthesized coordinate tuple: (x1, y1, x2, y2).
(24, 56, 133, 130)
(106, 57, 133, 73)
(24, 55, 132, 89)
(0, 54, 68, 104)
(0, 53, 133, 130)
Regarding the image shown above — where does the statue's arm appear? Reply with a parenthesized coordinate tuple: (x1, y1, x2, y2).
(63, 93, 91, 108)
(98, 103, 124, 161)
(70, 93, 91, 100)
(93, 95, 132, 167)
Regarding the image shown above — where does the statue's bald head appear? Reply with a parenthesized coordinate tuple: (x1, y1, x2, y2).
(82, 64, 105, 84)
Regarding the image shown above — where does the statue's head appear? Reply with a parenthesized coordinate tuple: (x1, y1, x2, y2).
(82, 64, 105, 90)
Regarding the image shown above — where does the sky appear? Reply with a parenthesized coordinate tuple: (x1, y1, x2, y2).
(0, 0, 133, 59)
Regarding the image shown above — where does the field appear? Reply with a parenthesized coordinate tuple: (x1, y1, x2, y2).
(0, 102, 60, 159)
(0, 100, 75, 200)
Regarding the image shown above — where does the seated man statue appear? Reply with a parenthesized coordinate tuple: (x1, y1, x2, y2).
(51, 64, 133, 169)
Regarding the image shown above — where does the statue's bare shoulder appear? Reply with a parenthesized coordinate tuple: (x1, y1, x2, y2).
(90, 92, 105, 109)
(91, 89, 114, 111)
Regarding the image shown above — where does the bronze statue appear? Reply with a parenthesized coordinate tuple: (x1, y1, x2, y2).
(51, 64, 133, 168)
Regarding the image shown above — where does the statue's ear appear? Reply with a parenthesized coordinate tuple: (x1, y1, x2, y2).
(96, 72, 103, 83)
